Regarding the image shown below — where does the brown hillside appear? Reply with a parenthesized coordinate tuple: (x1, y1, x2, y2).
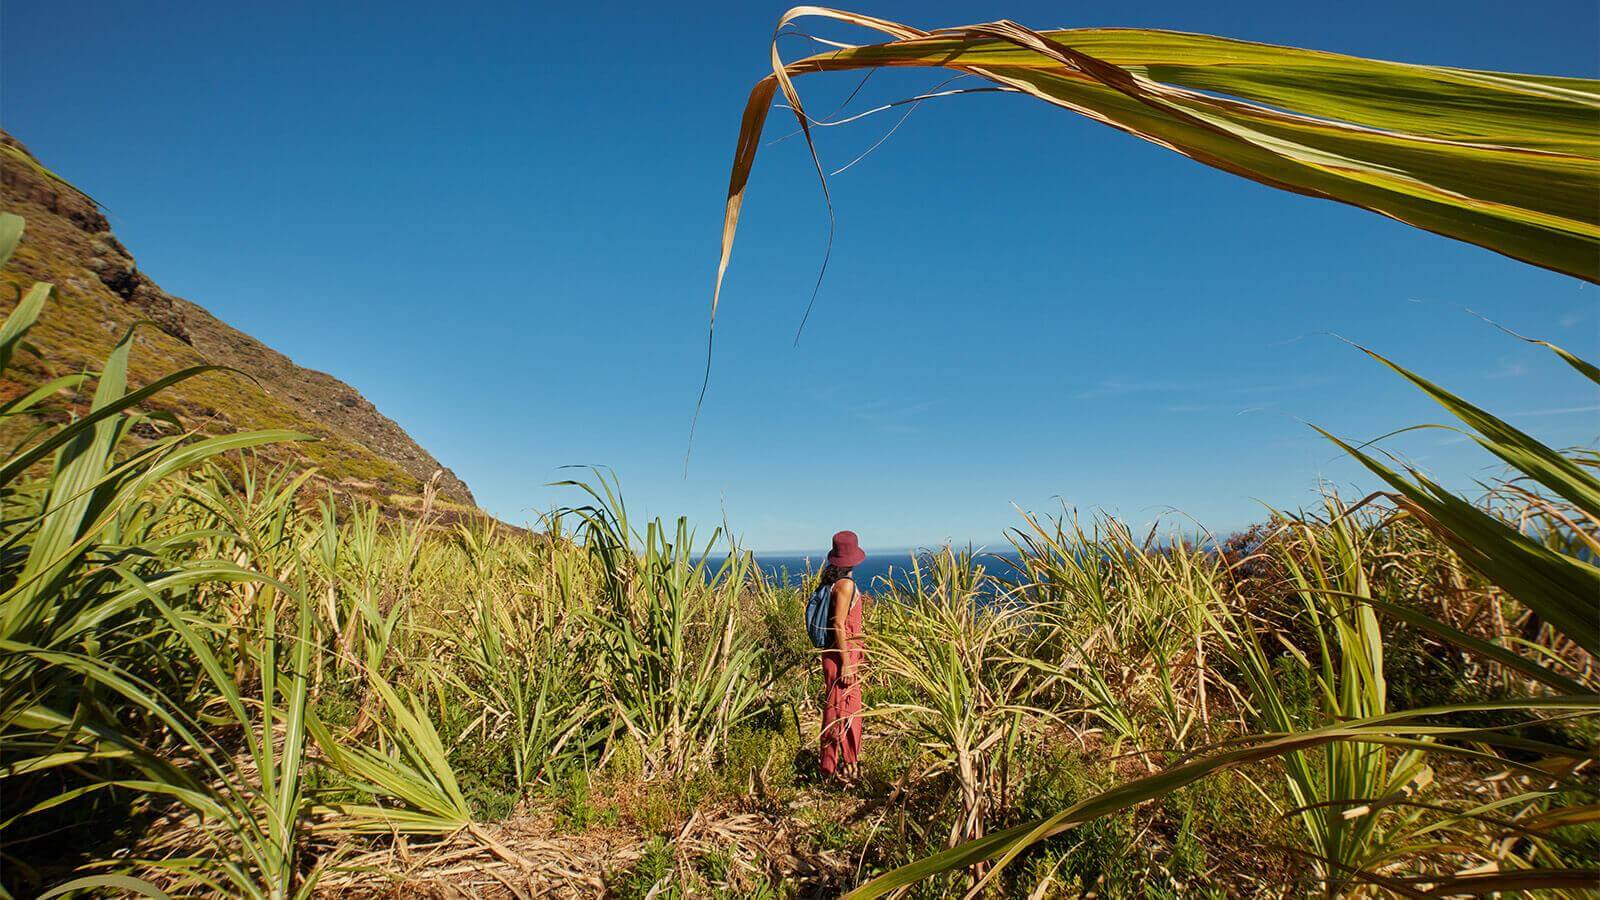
(0, 130, 474, 508)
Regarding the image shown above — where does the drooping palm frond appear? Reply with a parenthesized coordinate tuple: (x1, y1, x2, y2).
(709, 9, 1599, 344)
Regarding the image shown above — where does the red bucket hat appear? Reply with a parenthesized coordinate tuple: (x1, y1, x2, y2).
(826, 530, 866, 568)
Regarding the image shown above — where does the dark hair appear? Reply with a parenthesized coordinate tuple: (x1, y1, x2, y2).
(814, 563, 853, 594)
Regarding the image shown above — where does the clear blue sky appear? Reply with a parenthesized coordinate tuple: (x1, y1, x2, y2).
(4, 1, 1596, 552)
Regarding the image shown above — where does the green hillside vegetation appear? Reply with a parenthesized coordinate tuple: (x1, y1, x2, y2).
(0, 134, 473, 513)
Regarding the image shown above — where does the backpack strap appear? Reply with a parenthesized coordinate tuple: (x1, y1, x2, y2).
(832, 577, 861, 617)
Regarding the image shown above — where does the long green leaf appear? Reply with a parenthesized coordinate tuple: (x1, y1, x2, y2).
(1321, 428, 1600, 655)
(845, 696, 1599, 897)
(1352, 343, 1600, 520)
(0, 283, 50, 375)
(1360, 594, 1590, 696)
(38, 874, 173, 899)
(710, 12, 1599, 363)
(0, 211, 24, 270)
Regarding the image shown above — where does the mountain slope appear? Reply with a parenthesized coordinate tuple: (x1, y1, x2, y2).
(0, 131, 474, 508)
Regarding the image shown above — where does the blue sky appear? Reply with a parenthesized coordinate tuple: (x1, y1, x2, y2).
(5, 1, 1596, 552)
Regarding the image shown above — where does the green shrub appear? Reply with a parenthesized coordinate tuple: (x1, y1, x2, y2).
(552, 767, 618, 831)
(611, 836, 677, 899)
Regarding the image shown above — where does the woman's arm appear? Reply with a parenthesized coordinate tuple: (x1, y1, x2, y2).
(831, 580, 858, 684)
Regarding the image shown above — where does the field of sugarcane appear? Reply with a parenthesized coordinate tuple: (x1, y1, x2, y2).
(1, 196, 1596, 898)
(5, 8, 1600, 897)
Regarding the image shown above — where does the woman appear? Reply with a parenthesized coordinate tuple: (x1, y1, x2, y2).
(816, 530, 866, 783)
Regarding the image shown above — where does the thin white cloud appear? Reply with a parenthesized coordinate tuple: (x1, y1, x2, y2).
(1076, 374, 1332, 401)
(1163, 402, 1278, 415)
(844, 397, 939, 432)
(1074, 379, 1190, 399)
(1513, 403, 1600, 417)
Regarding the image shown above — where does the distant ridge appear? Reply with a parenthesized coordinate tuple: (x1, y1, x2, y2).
(0, 131, 474, 508)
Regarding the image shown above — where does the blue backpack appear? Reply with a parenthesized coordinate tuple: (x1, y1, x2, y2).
(804, 578, 855, 649)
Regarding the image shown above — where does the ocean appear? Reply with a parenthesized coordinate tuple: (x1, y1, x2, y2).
(749, 548, 1024, 593)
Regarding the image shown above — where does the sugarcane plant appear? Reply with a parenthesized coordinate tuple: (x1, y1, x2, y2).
(557, 469, 772, 779)
(0, 210, 329, 898)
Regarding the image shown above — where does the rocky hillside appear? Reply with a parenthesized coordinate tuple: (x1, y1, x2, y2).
(0, 131, 474, 508)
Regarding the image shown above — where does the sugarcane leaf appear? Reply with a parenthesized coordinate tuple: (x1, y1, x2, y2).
(1319, 428, 1600, 655)
(845, 696, 1600, 898)
(1350, 342, 1600, 519)
(0, 211, 24, 270)
(38, 874, 173, 899)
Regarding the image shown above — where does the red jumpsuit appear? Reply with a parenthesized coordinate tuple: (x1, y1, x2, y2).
(820, 583, 863, 777)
